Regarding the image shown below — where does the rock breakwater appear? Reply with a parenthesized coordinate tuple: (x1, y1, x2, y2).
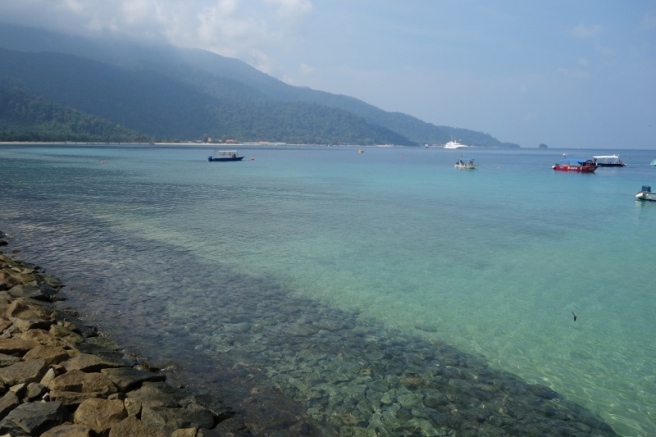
(0, 248, 246, 436)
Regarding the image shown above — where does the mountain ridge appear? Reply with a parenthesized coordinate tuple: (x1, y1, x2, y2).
(0, 24, 520, 147)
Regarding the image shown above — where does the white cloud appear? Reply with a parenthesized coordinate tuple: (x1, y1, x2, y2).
(571, 23, 602, 39)
(0, 0, 313, 66)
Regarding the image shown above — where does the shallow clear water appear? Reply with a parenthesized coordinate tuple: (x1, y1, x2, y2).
(1, 145, 655, 435)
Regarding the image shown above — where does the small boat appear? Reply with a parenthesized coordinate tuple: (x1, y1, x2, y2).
(635, 186, 656, 202)
(592, 154, 626, 167)
(552, 157, 597, 173)
(651, 160, 656, 166)
(455, 158, 477, 169)
(208, 150, 244, 162)
(444, 140, 468, 149)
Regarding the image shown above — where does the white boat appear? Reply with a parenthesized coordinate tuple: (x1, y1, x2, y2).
(444, 140, 468, 149)
(592, 154, 626, 167)
(636, 186, 656, 202)
(651, 159, 656, 166)
(455, 158, 477, 169)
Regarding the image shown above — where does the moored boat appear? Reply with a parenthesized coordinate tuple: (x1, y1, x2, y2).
(592, 154, 626, 167)
(635, 186, 656, 202)
(651, 159, 656, 166)
(208, 150, 244, 162)
(455, 158, 477, 169)
(444, 139, 468, 149)
(552, 158, 597, 173)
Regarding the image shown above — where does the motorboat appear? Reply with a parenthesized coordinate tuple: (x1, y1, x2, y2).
(651, 160, 656, 166)
(455, 158, 477, 169)
(635, 186, 656, 202)
(444, 140, 468, 149)
(208, 150, 244, 162)
(592, 155, 626, 167)
(552, 157, 597, 173)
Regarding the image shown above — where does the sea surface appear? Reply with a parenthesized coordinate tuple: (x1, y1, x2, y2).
(1, 145, 655, 435)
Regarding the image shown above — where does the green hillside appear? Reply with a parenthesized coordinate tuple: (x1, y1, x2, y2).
(0, 24, 520, 147)
(0, 48, 413, 145)
(0, 79, 147, 142)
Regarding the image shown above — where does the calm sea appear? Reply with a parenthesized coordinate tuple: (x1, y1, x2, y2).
(1, 145, 655, 435)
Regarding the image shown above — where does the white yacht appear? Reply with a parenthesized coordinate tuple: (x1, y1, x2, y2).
(444, 140, 468, 149)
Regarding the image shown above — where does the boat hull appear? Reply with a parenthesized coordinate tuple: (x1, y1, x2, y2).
(636, 192, 656, 202)
(552, 165, 596, 173)
(208, 156, 244, 162)
(596, 163, 626, 167)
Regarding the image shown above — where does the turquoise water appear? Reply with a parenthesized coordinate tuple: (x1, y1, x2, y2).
(1, 145, 655, 435)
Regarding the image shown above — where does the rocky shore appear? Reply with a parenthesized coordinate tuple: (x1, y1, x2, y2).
(0, 233, 249, 437)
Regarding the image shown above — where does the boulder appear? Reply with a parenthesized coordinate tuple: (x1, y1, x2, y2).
(0, 400, 67, 436)
(0, 358, 49, 386)
(0, 337, 38, 356)
(108, 415, 167, 437)
(23, 345, 72, 365)
(101, 366, 166, 391)
(141, 404, 216, 433)
(125, 382, 180, 408)
(7, 283, 57, 302)
(63, 353, 125, 373)
(20, 329, 68, 348)
(0, 391, 20, 420)
(74, 398, 127, 435)
(41, 423, 93, 437)
(48, 370, 118, 406)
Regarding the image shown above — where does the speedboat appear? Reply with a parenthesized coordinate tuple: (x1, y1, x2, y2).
(552, 158, 597, 173)
(636, 186, 656, 202)
(592, 155, 626, 167)
(455, 158, 477, 169)
(208, 150, 244, 162)
(444, 140, 468, 149)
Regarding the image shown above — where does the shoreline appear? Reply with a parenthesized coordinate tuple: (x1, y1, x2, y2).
(0, 232, 277, 437)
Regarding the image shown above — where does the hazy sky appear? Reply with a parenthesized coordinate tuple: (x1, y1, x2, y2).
(2, 0, 655, 148)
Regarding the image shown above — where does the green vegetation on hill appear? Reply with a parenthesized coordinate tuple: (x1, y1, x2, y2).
(0, 79, 148, 142)
(0, 48, 413, 145)
(0, 24, 521, 147)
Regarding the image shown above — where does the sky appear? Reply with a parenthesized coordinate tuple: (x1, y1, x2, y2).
(1, 0, 655, 149)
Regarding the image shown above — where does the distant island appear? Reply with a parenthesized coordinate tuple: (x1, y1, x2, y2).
(0, 24, 520, 148)
(539, 143, 548, 148)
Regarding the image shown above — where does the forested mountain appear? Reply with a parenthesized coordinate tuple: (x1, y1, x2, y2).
(0, 24, 520, 147)
(0, 78, 147, 142)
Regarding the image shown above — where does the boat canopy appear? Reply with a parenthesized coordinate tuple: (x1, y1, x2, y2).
(559, 157, 591, 164)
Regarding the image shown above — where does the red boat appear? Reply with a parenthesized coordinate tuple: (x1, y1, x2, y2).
(552, 158, 597, 173)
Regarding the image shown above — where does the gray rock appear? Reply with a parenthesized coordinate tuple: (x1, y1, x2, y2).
(141, 403, 215, 433)
(62, 353, 126, 373)
(101, 366, 166, 391)
(125, 382, 180, 408)
(7, 283, 57, 302)
(0, 358, 48, 386)
(108, 415, 167, 437)
(41, 423, 93, 437)
(0, 391, 19, 420)
(0, 352, 21, 367)
(24, 382, 47, 401)
(0, 400, 67, 435)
